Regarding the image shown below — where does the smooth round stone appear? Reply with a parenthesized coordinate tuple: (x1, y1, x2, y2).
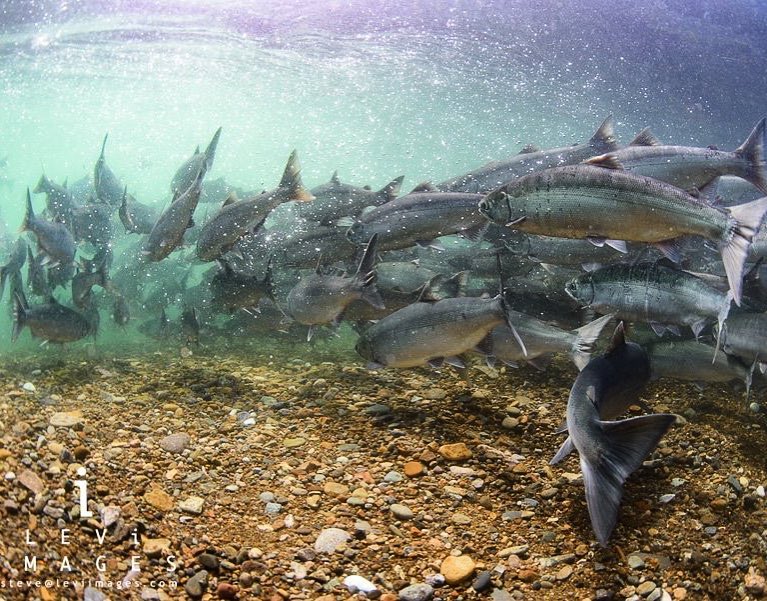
(391, 503, 414, 520)
(404, 461, 425, 477)
(438, 443, 473, 461)
(472, 570, 492, 592)
(314, 528, 351, 554)
(344, 574, 377, 593)
(398, 583, 434, 601)
(265, 502, 282, 515)
(259, 491, 276, 503)
(440, 555, 476, 585)
(159, 432, 190, 454)
(384, 471, 404, 483)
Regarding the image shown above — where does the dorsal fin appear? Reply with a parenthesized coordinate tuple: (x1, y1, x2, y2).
(606, 321, 626, 354)
(330, 170, 340, 185)
(629, 127, 661, 146)
(410, 181, 436, 193)
(222, 191, 238, 207)
(518, 144, 540, 154)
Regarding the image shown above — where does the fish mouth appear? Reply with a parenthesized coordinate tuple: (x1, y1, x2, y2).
(477, 198, 490, 217)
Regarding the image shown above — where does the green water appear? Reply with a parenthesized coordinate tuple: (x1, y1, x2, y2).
(0, 0, 765, 356)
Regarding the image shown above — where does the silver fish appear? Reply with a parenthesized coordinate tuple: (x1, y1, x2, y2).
(551, 323, 676, 546)
(479, 164, 767, 305)
(564, 262, 732, 340)
(142, 169, 204, 262)
(12, 292, 94, 343)
(297, 172, 403, 225)
(286, 234, 383, 334)
(585, 118, 767, 194)
(436, 116, 617, 192)
(355, 292, 524, 369)
(93, 134, 125, 207)
(346, 189, 487, 251)
(196, 150, 314, 262)
(171, 127, 222, 198)
(21, 189, 76, 267)
(484, 313, 613, 370)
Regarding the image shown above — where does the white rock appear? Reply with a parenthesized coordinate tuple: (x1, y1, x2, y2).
(22, 382, 36, 392)
(343, 574, 377, 593)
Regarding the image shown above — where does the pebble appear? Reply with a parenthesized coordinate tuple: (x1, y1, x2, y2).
(659, 493, 675, 503)
(323, 481, 349, 496)
(627, 554, 645, 569)
(438, 443, 473, 461)
(451, 512, 472, 525)
(83, 587, 107, 601)
(499, 545, 529, 558)
(501, 417, 519, 429)
(384, 471, 404, 483)
(391, 503, 414, 520)
(216, 583, 237, 599)
(144, 488, 174, 512)
(472, 571, 492, 592)
(265, 502, 282, 515)
(198, 553, 220, 571)
(556, 565, 573, 580)
(159, 432, 190, 453)
(18, 469, 44, 495)
(283, 437, 306, 448)
(178, 496, 205, 514)
(185, 570, 208, 597)
(636, 581, 656, 596)
(440, 555, 476, 585)
(259, 491, 276, 503)
(398, 583, 434, 601)
(22, 382, 36, 392)
(491, 590, 515, 601)
(49, 411, 84, 427)
(314, 528, 351, 554)
(344, 574, 378, 594)
(404, 461, 424, 477)
(143, 538, 170, 559)
(672, 587, 687, 599)
(745, 567, 766, 596)
(424, 387, 447, 400)
(365, 403, 391, 416)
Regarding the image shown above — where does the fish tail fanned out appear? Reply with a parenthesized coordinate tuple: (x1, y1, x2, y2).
(721, 196, 767, 305)
(279, 150, 315, 202)
(735, 117, 767, 195)
(582, 413, 676, 546)
(570, 314, 614, 370)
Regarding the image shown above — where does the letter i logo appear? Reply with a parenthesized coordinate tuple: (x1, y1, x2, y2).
(74, 466, 93, 518)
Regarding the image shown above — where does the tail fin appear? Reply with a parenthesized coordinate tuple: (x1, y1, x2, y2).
(570, 314, 614, 370)
(20, 188, 34, 232)
(355, 234, 384, 310)
(279, 150, 315, 202)
(582, 413, 676, 546)
(721, 196, 767, 305)
(11, 290, 28, 342)
(735, 118, 767, 195)
(423, 270, 469, 301)
(589, 115, 618, 154)
(377, 175, 404, 203)
(204, 127, 223, 172)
